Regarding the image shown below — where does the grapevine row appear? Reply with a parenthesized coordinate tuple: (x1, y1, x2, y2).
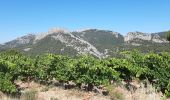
(0, 50, 170, 97)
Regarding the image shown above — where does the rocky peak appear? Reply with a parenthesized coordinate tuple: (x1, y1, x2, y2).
(34, 28, 70, 42)
(48, 28, 70, 34)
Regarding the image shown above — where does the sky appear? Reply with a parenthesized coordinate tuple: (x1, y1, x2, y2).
(0, 0, 170, 43)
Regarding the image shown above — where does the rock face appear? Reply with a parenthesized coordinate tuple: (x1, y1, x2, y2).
(0, 28, 169, 58)
(49, 30, 104, 58)
(124, 31, 168, 43)
(151, 34, 168, 43)
(124, 32, 151, 42)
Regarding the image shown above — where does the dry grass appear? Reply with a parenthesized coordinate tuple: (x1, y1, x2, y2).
(0, 91, 19, 100)
(20, 89, 37, 100)
(123, 82, 166, 100)
(110, 89, 124, 100)
(37, 87, 109, 100)
(1, 81, 170, 100)
(130, 83, 163, 100)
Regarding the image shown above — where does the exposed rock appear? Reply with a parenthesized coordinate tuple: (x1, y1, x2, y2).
(15, 34, 35, 44)
(34, 32, 51, 42)
(112, 32, 119, 38)
(124, 31, 168, 44)
(124, 32, 151, 42)
(151, 34, 168, 43)
(51, 31, 104, 58)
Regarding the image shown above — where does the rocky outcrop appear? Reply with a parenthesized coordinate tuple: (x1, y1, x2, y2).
(124, 31, 168, 43)
(151, 34, 168, 43)
(124, 32, 151, 42)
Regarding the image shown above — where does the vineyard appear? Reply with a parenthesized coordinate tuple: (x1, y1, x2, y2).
(0, 50, 170, 98)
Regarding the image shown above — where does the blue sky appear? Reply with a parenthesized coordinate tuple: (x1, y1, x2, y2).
(0, 0, 170, 43)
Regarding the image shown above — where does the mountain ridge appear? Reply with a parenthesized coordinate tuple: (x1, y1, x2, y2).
(0, 28, 169, 58)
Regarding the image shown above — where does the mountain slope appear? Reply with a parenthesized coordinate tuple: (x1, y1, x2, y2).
(72, 29, 124, 51)
(1, 28, 107, 58)
(0, 28, 170, 58)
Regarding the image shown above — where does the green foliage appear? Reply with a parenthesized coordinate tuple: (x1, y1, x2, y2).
(34, 54, 55, 82)
(0, 73, 17, 93)
(165, 81, 170, 97)
(122, 51, 170, 96)
(0, 50, 35, 93)
(0, 50, 36, 81)
(0, 50, 170, 97)
(144, 53, 170, 91)
(106, 58, 134, 81)
(35, 54, 75, 83)
(122, 50, 150, 79)
(0, 59, 18, 93)
(47, 55, 74, 82)
(74, 55, 119, 86)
